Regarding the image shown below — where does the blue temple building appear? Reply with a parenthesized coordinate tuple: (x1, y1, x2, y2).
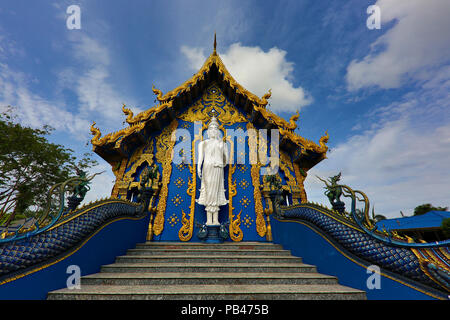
(376, 211, 450, 242)
(88, 37, 329, 243)
(0, 38, 448, 301)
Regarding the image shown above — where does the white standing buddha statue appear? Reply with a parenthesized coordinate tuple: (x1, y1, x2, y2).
(196, 116, 229, 226)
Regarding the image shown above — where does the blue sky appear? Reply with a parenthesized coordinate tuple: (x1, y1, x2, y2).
(1, 0, 449, 218)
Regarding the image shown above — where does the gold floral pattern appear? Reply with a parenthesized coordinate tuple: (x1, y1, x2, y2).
(237, 165, 247, 173)
(176, 162, 187, 172)
(167, 213, 180, 227)
(238, 179, 249, 190)
(239, 196, 251, 208)
(243, 214, 254, 228)
(174, 177, 185, 188)
(171, 194, 183, 207)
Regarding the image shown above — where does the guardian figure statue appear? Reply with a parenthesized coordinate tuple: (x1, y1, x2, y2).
(196, 117, 229, 225)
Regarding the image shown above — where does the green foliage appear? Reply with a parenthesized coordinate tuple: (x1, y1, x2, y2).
(441, 218, 450, 239)
(0, 106, 98, 222)
(413, 203, 448, 216)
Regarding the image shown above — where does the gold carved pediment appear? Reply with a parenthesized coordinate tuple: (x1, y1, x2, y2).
(178, 83, 247, 127)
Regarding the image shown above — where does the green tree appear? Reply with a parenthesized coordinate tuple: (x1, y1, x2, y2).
(0, 106, 97, 224)
(441, 218, 450, 239)
(413, 204, 448, 216)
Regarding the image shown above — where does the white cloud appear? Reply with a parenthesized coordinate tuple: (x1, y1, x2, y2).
(306, 124, 450, 219)
(59, 34, 140, 127)
(0, 63, 91, 138)
(346, 0, 450, 90)
(333, 1, 450, 218)
(181, 43, 312, 113)
(72, 34, 111, 66)
(0, 32, 135, 139)
(180, 46, 205, 70)
(75, 66, 124, 121)
(305, 83, 450, 218)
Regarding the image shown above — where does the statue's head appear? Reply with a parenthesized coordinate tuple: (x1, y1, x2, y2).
(74, 166, 87, 178)
(330, 172, 341, 184)
(207, 117, 221, 140)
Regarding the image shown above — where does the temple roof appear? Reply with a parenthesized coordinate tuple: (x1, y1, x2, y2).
(90, 36, 329, 170)
(375, 211, 450, 232)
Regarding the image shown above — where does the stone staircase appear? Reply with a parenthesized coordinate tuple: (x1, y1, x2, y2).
(47, 242, 366, 300)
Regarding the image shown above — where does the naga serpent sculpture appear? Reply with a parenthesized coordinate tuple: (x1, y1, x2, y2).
(278, 174, 450, 296)
(0, 171, 103, 243)
(316, 174, 450, 248)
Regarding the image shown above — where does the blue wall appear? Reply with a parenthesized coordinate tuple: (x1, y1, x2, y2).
(271, 218, 440, 300)
(0, 215, 149, 300)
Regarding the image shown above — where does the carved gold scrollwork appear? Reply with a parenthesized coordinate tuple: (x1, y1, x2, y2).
(231, 210, 243, 237)
(153, 120, 178, 236)
(111, 159, 128, 198)
(179, 83, 247, 126)
(113, 141, 156, 199)
(279, 127, 329, 155)
(279, 150, 298, 199)
(247, 122, 267, 238)
(293, 162, 308, 203)
(226, 132, 243, 241)
(123, 142, 155, 184)
(122, 100, 173, 126)
(178, 123, 201, 241)
(90, 119, 146, 148)
(178, 209, 194, 241)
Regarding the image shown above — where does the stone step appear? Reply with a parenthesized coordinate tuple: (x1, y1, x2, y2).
(114, 255, 303, 264)
(46, 241, 367, 300)
(135, 242, 283, 250)
(47, 284, 366, 300)
(127, 248, 292, 256)
(80, 272, 339, 286)
(100, 263, 318, 274)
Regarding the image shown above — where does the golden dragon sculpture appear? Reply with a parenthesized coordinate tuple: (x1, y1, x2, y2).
(260, 89, 272, 107)
(122, 102, 173, 125)
(90, 122, 102, 147)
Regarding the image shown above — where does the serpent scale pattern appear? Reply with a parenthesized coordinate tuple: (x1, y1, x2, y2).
(282, 205, 446, 291)
(0, 200, 142, 282)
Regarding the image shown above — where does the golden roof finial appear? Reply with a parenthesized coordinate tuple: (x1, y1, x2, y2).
(213, 32, 217, 54)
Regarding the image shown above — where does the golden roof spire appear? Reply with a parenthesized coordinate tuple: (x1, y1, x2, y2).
(213, 32, 217, 54)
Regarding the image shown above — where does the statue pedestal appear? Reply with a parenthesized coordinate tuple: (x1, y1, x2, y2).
(197, 223, 229, 243)
(67, 195, 83, 211)
(332, 201, 346, 214)
(203, 225, 222, 244)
